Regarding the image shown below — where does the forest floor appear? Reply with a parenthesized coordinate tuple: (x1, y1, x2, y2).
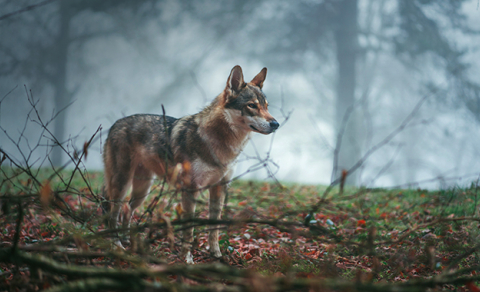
(1, 168, 480, 291)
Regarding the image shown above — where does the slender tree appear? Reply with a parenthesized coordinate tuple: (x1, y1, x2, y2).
(50, 1, 73, 166)
(333, 0, 360, 184)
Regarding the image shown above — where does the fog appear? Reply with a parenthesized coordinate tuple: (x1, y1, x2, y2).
(1, 0, 480, 189)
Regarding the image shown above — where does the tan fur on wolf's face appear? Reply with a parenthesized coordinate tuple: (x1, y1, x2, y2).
(224, 67, 279, 134)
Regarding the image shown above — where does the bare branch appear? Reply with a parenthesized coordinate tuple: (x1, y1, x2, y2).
(0, 0, 57, 21)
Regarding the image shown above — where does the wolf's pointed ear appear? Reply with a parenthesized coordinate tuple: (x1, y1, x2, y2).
(227, 65, 245, 93)
(250, 67, 267, 89)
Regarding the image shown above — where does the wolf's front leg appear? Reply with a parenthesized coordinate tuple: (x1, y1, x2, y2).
(181, 190, 197, 264)
(208, 184, 226, 258)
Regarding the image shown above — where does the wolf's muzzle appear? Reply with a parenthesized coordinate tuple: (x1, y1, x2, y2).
(269, 120, 279, 131)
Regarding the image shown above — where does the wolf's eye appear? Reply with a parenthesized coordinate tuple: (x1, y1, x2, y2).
(247, 103, 257, 109)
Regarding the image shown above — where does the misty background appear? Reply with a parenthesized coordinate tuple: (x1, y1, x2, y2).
(1, 0, 480, 189)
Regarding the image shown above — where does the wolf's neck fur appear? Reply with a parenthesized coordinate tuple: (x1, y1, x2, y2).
(196, 95, 250, 166)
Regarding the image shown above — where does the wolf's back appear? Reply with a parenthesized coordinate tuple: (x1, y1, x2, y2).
(105, 114, 177, 158)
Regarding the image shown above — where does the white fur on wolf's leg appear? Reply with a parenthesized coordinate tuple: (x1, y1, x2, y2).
(181, 244, 195, 264)
(185, 251, 194, 265)
(113, 239, 126, 250)
(208, 225, 223, 259)
(181, 191, 197, 264)
(208, 236, 222, 259)
(208, 184, 226, 259)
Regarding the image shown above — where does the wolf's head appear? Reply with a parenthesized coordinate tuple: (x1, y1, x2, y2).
(221, 66, 279, 135)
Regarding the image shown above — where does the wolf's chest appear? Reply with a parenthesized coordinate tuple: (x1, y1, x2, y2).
(190, 158, 236, 189)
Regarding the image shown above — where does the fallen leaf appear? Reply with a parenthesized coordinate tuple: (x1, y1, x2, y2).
(83, 141, 90, 160)
(175, 204, 183, 216)
(40, 180, 51, 207)
(357, 219, 366, 227)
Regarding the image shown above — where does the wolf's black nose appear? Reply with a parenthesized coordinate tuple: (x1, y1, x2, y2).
(270, 120, 279, 130)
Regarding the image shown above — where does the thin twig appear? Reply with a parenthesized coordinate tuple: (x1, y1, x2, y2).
(0, 0, 57, 21)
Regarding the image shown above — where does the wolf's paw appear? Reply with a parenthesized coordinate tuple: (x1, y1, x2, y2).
(210, 248, 222, 259)
(182, 251, 194, 264)
(112, 239, 126, 251)
(181, 245, 195, 264)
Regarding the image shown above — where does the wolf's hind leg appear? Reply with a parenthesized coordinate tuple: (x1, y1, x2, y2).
(128, 164, 154, 226)
(181, 190, 198, 264)
(107, 169, 132, 249)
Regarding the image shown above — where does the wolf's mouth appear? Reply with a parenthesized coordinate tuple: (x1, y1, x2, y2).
(250, 125, 273, 134)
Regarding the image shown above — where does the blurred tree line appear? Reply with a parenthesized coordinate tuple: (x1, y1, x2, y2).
(1, 0, 478, 185)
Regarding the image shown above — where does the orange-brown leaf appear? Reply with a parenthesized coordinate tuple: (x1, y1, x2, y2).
(182, 161, 191, 173)
(40, 180, 51, 206)
(83, 141, 90, 160)
(175, 203, 183, 216)
(357, 219, 366, 227)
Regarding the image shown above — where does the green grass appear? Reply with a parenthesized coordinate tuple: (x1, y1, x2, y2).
(224, 180, 480, 279)
(1, 166, 104, 194)
(1, 167, 480, 290)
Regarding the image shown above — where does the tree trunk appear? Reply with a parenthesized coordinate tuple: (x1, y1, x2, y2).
(332, 0, 360, 185)
(51, 2, 72, 167)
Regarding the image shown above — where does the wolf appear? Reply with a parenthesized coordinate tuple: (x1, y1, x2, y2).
(103, 65, 278, 263)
